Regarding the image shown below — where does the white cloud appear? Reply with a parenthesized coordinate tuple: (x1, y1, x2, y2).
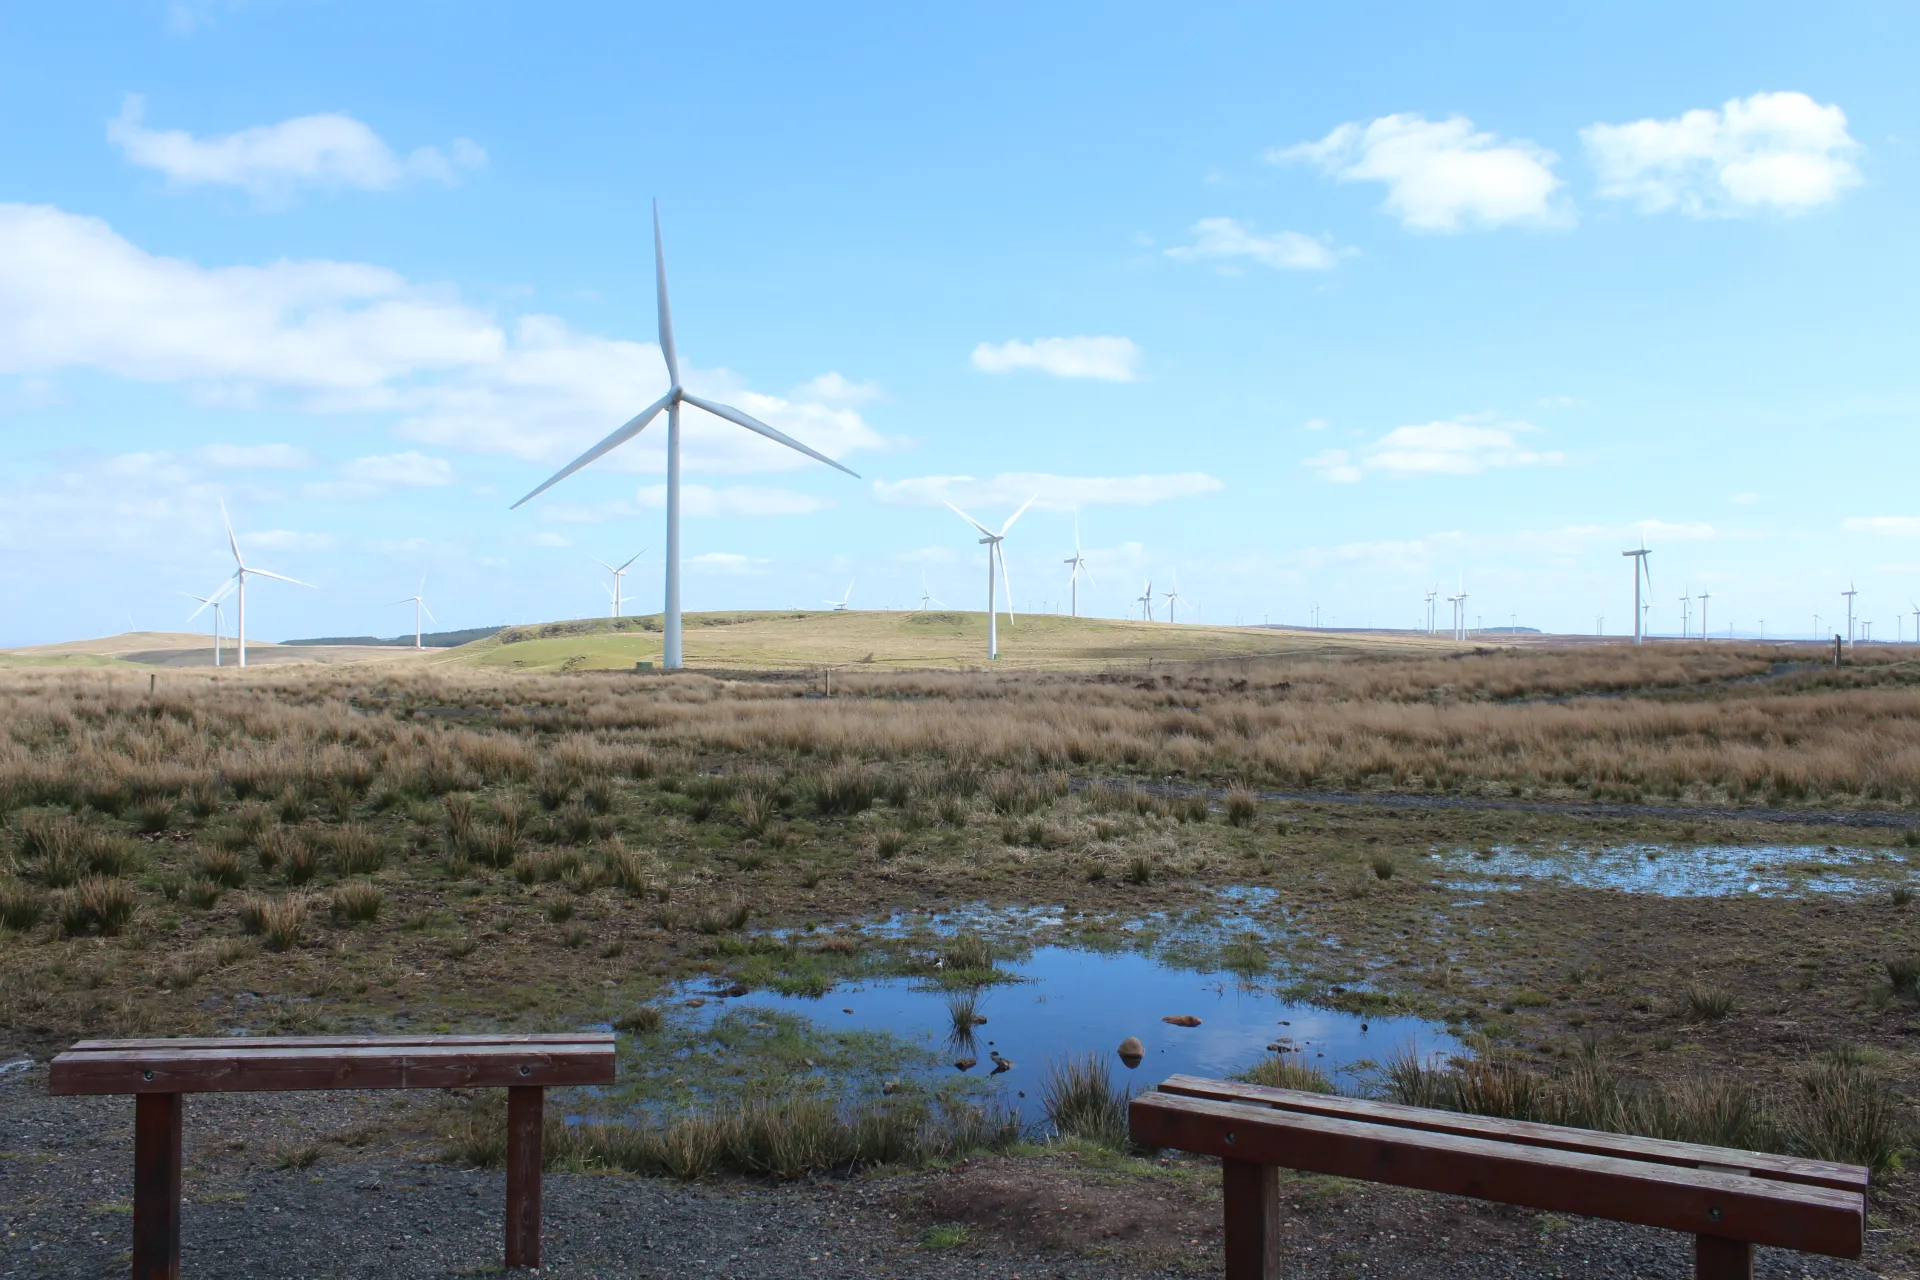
(969, 336, 1141, 382)
(1729, 491, 1759, 505)
(892, 546, 958, 565)
(246, 529, 334, 551)
(343, 451, 453, 487)
(793, 372, 882, 406)
(689, 552, 770, 575)
(196, 442, 312, 469)
(1164, 218, 1342, 271)
(636, 484, 829, 518)
(0, 203, 888, 480)
(872, 472, 1223, 511)
(109, 96, 485, 197)
(1844, 516, 1920, 537)
(1629, 519, 1720, 542)
(1302, 418, 1328, 432)
(1305, 418, 1563, 482)
(1273, 114, 1566, 232)
(1583, 92, 1860, 216)
(525, 532, 573, 548)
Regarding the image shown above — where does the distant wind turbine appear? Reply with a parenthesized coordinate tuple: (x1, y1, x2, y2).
(1162, 572, 1187, 623)
(180, 588, 230, 667)
(917, 572, 943, 610)
(1623, 542, 1652, 645)
(189, 504, 311, 668)
(1424, 588, 1438, 635)
(1698, 590, 1710, 640)
(1137, 580, 1155, 622)
(945, 495, 1036, 660)
(1678, 588, 1691, 639)
(389, 576, 435, 649)
(595, 550, 645, 618)
(824, 579, 855, 611)
(511, 203, 858, 670)
(1842, 582, 1859, 650)
(1062, 514, 1093, 617)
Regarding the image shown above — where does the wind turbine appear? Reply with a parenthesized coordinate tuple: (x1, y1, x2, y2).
(181, 587, 231, 667)
(823, 579, 855, 611)
(1678, 588, 1691, 639)
(1062, 514, 1093, 617)
(595, 550, 645, 618)
(1623, 542, 1652, 645)
(1842, 583, 1859, 650)
(917, 572, 943, 610)
(1911, 603, 1919, 644)
(389, 576, 435, 649)
(1697, 590, 1710, 641)
(945, 496, 1036, 660)
(1423, 588, 1437, 635)
(1163, 572, 1186, 623)
(511, 203, 859, 670)
(190, 504, 312, 668)
(1137, 580, 1155, 622)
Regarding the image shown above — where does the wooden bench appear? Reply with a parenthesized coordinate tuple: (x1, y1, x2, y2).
(1130, 1074, 1867, 1280)
(49, 1033, 616, 1279)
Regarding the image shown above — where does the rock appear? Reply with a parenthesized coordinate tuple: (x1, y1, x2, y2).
(971, 1015, 988, 1025)
(988, 1052, 1014, 1076)
(715, 983, 748, 998)
(1162, 1014, 1202, 1027)
(881, 1077, 901, 1095)
(1117, 1036, 1144, 1069)
(842, 1008, 854, 1014)
(953, 1057, 977, 1071)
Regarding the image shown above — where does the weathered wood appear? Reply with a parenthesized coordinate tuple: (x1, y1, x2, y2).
(68, 1034, 594, 1051)
(50, 1038, 615, 1096)
(1695, 1234, 1755, 1279)
(1129, 1092, 1863, 1258)
(132, 1092, 182, 1280)
(1157, 1075, 1867, 1194)
(505, 1086, 544, 1269)
(1221, 1157, 1281, 1280)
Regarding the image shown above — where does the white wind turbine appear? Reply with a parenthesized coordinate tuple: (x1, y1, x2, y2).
(824, 579, 855, 611)
(180, 586, 231, 667)
(595, 550, 646, 618)
(1162, 572, 1187, 623)
(1137, 579, 1155, 622)
(1842, 582, 1859, 650)
(389, 576, 435, 649)
(190, 504, 311, 668)
(1623, 541, 1652, 645)
(917, 572, 943, 610)
(1062, 513, 1093, 617)
(512, 203, 858, 670)
(945, 496, 1036, 660)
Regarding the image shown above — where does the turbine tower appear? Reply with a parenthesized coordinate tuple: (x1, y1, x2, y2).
(389, 576, 435, 649)
(917, 572, 943, 610)
(1424, 588, 1437, 635)
(1678, 588, 1691, 639)
(190, 504, 311, 668)
(946, 496, 1035, 659)
(512, 203, 858, 670)
(1137, 579, 1155, 622)
(1697, 590, 1710, 641)
(1062, 514, 1093, 617)
(181, 589, 229, 667)
(824, 579, 855, 611)
(1623, 543, 1652, 645)
(1842, 583, 1859, 650)
(596, 550, 645, 618)
(1163, 572, 1186, 623)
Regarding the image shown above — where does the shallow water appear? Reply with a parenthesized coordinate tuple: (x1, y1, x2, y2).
(671, 944, 1456, 1124)
(1438, 842, 1910, 897)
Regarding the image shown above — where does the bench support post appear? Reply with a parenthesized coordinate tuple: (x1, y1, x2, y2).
(1222, 1157, 1281, 1280)
(1695, 1234, 1754, 1280)
(505, 1084, 544, 1268)
(132, 1092, 183, 1280)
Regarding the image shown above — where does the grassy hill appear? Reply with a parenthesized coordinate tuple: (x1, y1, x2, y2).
(442, 610, 1458, 672)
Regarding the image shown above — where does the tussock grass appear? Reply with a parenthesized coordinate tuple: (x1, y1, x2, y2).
(1224, 789, 1257, 826)
(59, 876, 136, 936)
(0, 878, 47, 930)
(939, 933, 996, 976)
(1238, 1054, 1334, 1093)
(236, 893, 311, 952)
(1040, 1053, 1130, 1148)
(1683, 983, 1735, 1022)
(329, 881, 383, 923)
(326, 824, 386, 876)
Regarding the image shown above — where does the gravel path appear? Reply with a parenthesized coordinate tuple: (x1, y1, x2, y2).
(0, 1063, 1895, 1278)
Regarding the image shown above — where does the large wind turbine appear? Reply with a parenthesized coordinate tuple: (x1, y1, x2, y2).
(181, 588, 230, 667)
(389, 576, 435, 649)
(512, 203, 858, 670)
(1623, 542, 1652, 645)
(917, 572, 943, 610)
(596, 550, 645, 618)
(190, 505, 311, 667)
(824, 579, 855, 611)
(1842, 582, 1859, 650)
(1137, 580, 1155, 622)
(946, 497, 1035, 658)
(1163, 572, 1187, 623)
(1698, 590, 1710, 641)
(1062, 514, 1093, 617)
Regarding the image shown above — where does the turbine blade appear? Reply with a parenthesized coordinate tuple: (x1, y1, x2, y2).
(654, 200, 679, 388)
(220, 500, 245, 570)
(944, 501, 994, 537)
(512, 391, 674, 509)
(997, 543, 1015, 624)
(387, 598, 415, 607)
(184, 597, 214, 622)
(247, 568, 314, 588)
(1083, 560, 1096, 587)
(593, 558, 617, 572)
(617, 549, 646, 572)
(999, 492, 1040, 535)
(422, 603, 436, 623)
(680, 392, 859, 477)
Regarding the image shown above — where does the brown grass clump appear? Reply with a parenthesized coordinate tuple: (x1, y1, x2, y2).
(59, 876, 137, 936)
(0, 878, 47, 930)
(236, 893, 311, 952)
(329, 881, 384, 924)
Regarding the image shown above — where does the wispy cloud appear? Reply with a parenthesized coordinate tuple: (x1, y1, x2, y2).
(1164, 218, 1343, 271)
(969, 336, 1141, 381)
(874, 472, 1222, 512)
(1583, 92, 1860, 217)
(109, 95, 485, 198)
(1273, 114, 1566, 232)
(1843, 516, 1920, 537)
(196, 442, 312, 469)
(1305, 418, 1563, 483)
(343, 451, 452, 487)
(689, 552, 771, 574)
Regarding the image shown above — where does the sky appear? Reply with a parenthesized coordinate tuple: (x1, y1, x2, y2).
(2, 1, 1918, 646)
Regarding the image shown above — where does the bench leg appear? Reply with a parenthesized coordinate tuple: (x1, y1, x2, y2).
(132, 1092, 183, 1280)
(1222, 1158, 1281, 1280)
(1695, 1234, 1754, 1279)
(504, 1085, 544, 1268)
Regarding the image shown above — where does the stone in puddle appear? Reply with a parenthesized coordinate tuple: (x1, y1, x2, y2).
(954, 1057, 977, 1071)
(1163, 1015, 1202, 1027)
(1117, 1036, 1144, 1069)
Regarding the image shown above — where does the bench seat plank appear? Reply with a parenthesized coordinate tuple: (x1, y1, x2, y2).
(1157, 1075, 1867, 1195)
(66, 1034, 595, 1051)
(49, 1037, 615, 1095)
(1130, 1092, 1864, 1259)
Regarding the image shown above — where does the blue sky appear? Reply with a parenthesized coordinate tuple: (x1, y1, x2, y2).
(2, 1, 1917, 645)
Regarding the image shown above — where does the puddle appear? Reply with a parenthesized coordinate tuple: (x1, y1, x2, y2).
(1438, 843, 1910, 897)
(666, 944, 1455, 1125)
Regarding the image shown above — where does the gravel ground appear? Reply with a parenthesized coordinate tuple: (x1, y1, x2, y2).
(0, 1062, 1895, 1279)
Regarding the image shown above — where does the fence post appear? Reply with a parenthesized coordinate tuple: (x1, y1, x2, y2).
(133, 1092, 183, 1280)
(1221, 1157, 1280, 1279)
(504, 1085, 544, 1268)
